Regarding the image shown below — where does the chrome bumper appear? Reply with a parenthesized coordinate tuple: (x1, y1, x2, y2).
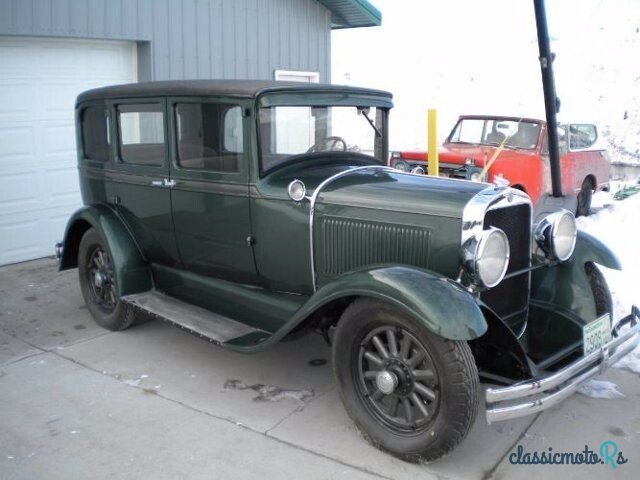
(486, 306, 640, 423)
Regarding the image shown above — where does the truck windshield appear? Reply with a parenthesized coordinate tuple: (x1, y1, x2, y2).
(448, 118, 541, 150)
(258, 105, 386, 173)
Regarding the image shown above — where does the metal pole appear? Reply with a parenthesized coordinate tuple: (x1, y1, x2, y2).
(427, 109, 439, 176)
(533, 0, 563, 197)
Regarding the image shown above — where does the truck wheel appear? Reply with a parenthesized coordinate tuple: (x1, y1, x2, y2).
(332, 298, 479, 462)
(576, 179, 593, 217)
(78, 228, 137, 331)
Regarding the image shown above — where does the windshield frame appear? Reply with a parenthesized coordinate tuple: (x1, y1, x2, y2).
(255, 92, 391, 177)
(445, 116, 543, 151)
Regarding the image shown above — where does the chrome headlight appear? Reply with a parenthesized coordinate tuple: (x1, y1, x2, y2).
(534, 210, 577, 261)
(461, 227, 510, 288)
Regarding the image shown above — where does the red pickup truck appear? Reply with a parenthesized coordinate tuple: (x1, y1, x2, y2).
(389, 115, 610, 215)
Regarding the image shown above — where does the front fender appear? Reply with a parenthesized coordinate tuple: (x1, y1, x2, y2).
(305, 266, 487, 340)
(60, 204, 151, 296)
(531, 230, 620, 324)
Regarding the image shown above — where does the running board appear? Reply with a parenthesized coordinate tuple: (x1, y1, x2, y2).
(122, 291, 268, 344)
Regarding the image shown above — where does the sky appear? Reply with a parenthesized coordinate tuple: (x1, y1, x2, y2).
(332, 0, 640, 158)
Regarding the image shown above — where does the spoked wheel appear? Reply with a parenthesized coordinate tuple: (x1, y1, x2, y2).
(87, 246, 117, 312)
(78, 228, 137, 331)
(356, 326, 440, 433)
(576, 178, 593, 217)
(333, 298, 479, 463)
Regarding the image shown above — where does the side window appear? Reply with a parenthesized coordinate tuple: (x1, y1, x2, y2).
(117, 104, 165, 165)
(175, 103, 243, 172)
(542, 126, 569, 156)
(80, 105, 110, 161)
(569, 124, 598, 150)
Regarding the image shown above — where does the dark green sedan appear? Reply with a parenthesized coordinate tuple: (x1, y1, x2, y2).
(56, 80, 639, 462)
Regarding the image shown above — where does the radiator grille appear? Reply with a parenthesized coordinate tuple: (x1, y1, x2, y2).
(319, 217, 430, 276)
(481, 204, 531, 318)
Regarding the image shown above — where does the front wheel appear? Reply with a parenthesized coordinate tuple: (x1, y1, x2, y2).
(332, 298, 479, 463)
(78, 228, 137, 331)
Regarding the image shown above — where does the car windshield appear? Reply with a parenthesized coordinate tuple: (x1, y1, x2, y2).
(258, 105, 386, 173)
(448, 118, 541, 150)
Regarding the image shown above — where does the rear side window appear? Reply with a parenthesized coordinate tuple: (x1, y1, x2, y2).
(117, 104, 165, 165)
(569, 124, 598, 150)
(80, 105, 110, 161)
(175, 103, 243, 172)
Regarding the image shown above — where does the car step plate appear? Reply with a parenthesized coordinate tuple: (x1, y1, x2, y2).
(122, 291, 267, 344)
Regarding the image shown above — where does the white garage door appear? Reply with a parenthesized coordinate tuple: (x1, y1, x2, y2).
(0, 37, 136, 265)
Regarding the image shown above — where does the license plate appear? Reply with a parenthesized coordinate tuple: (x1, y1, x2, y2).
(583, 315, 611, 356)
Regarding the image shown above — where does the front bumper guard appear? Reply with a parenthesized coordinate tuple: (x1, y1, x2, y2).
(486, 306, 640, 423)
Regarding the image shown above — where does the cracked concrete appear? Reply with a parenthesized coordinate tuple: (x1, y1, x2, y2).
(1, 258, 638, 479)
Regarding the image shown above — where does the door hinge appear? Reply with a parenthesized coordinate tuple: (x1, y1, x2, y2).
(246, 235, 255, 247)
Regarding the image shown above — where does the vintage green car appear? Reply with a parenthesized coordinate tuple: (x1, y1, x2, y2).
(57, 80, 639, 462)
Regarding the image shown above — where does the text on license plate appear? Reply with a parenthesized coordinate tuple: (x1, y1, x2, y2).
(583, 315, 611, 356)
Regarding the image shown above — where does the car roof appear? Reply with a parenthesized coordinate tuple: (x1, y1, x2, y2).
(77, 79, 392, 105)
(458, 114, 545, 124)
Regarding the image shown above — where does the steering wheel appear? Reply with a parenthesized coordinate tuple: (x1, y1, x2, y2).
(306, 136, 347, 153)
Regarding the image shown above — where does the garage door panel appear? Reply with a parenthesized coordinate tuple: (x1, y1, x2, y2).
(42, 123, 76, 154)
(45, 167, 81, 202)
(0, 170, 39, 209)
(0, 216, 43, 264)
(0, 36, 136, 265)
(0, 125, 35, 159)
(0, 84, 35, 120)
(41, 90, 78, 120)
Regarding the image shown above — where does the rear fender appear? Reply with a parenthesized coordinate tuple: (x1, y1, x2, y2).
(531, 230, 620, 324)
(59, 204, 151, 296)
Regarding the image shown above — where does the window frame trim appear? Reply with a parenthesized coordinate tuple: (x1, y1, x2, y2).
(78, 102, 111, 164)
(167, 96, 252, 184)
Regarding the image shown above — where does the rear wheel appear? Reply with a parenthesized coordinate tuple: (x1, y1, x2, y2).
(78, 228, 137, 331)
(332, 298, 479, 463)
(576, 178, 593, 217)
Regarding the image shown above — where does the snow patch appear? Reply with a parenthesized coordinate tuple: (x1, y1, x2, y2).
(614, 335, 640, 374)
(576, 193, 640, 322)
(577, 380, 625, 399)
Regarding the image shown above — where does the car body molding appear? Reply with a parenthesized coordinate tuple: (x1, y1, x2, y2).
(59, 204, 152, 297)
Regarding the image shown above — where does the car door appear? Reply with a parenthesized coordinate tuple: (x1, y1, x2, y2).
(110, 99, 180, 266)
(167, 97, 257, 284)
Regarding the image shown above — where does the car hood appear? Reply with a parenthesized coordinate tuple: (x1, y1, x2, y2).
(264, 161, 490, 219)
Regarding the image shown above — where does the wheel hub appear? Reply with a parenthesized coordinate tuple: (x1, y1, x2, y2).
(93, 270, 107, 288)
(376, 370, 398, 394)
(385, 358, 414, 396)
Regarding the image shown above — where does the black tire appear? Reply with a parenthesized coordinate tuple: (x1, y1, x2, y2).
(332, 298, 479, 463)
(78, 228, 137, 331)
(576, 178, 593, 217)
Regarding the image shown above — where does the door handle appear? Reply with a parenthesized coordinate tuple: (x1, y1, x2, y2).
(150, 178, 176, 188)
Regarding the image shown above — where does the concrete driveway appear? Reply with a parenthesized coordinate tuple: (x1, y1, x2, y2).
(1, 258, 638, 479)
